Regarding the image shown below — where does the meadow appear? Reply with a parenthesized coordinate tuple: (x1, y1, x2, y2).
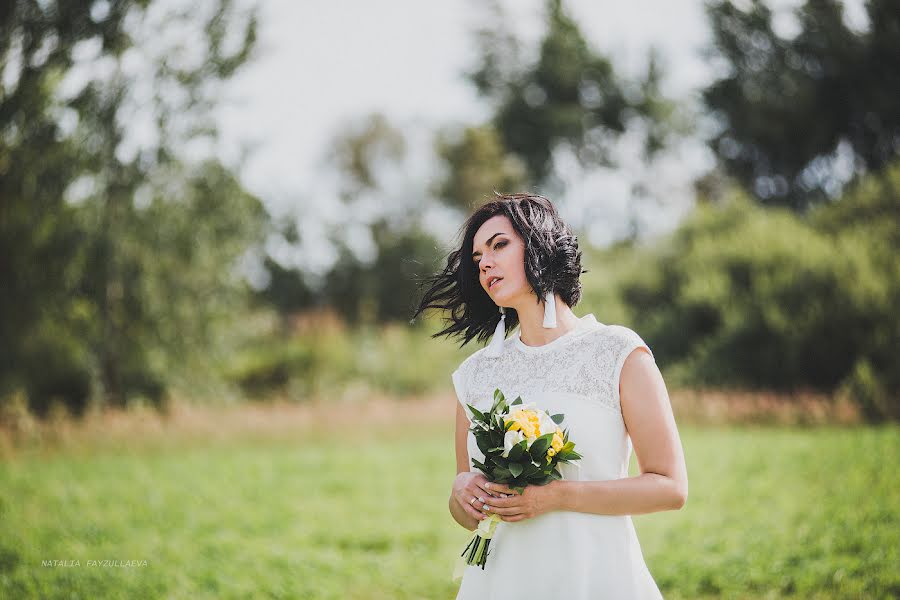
(0, 398, 897, 599)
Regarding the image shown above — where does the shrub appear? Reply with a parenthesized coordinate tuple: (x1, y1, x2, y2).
(617, 166, 899, 420)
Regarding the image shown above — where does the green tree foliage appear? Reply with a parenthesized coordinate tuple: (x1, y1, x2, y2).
(1, 1, 268, 414)
(255, 220, 317, 319)
(434, 124, 528, 211)
(330, 113, 406, 197)
(257, 114, 445, 326)
(321, 218, 444, 325)
(323, 115, 445, 324)
(451, 0, 682, 194)
(619, 162, 900, 420)
(703, 0, 900, 210)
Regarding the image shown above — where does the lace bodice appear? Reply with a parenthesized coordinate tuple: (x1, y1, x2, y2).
(451, 314, 654, 416)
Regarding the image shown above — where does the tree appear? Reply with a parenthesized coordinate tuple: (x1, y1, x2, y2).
(257, 113, 445, 326)
(702, 0, 900, 210)
(455, 0, 683, 193)
(434, 124, 528, 211)
(618, 161, 900, 420)
(1, 1, 268, 414)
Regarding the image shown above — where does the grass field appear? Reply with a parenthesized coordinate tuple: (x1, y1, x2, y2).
(0, 402, 897, 599)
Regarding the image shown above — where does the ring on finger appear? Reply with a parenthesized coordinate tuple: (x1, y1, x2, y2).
(469, 496, 478, 505)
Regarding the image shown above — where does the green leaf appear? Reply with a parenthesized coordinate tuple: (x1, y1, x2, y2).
(511, 396, 523, 406)
(528, 432, 555, 460)
(491, 389, 505, 413)
(491, 465, 511, 480)
(508, 462, 524, 477)
(507, 441, 524, 462)
(558, 448, 582, 461)
(550, 413, 564, 424)
(471, 459, 490, 473)
(467, 404, 487, 422)
(476, 435, 494, 456)
(520, 462, 540, 478)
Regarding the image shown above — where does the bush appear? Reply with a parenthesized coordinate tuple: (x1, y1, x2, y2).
(617, 165, 899, 420)
(222, 310, 473, 402)
(226, 339, 318, 399)
(17, 329, 93, 418)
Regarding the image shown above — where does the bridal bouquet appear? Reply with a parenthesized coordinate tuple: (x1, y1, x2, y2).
(457, 388, 582, 574)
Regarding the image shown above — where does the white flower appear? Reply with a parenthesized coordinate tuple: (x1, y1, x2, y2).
(502, 429, 525, 457)
(538, 411, 557, 437)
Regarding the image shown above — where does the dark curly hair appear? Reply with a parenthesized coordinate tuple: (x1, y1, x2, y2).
(412, 192, 587, 348)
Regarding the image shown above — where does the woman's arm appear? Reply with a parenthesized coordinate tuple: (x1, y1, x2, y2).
(481, 348, 688, 521)
(454, 401, 472, 476)
(449, 402, 493, 530)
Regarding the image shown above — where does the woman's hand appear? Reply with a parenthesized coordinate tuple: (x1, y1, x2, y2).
(452, 472, 511, 523)
(478, 481, 561, 523)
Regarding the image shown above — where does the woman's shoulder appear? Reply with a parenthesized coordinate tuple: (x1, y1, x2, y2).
(596, 324, 654, 360)
(600, 323, 643, 340)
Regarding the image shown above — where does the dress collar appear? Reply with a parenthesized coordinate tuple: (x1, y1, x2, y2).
(511, 313, 602, 353)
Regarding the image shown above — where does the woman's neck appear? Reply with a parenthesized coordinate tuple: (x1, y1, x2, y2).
(514, 293, 581, 347)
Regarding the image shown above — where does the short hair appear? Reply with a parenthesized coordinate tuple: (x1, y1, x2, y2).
(412, 192, 587, 347)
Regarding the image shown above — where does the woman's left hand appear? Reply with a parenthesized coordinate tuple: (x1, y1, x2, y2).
(478, 481, 560, 522)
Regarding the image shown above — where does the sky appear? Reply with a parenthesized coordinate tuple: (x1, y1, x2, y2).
(211, 0, 867, 275)
(217, 0, 715, 194)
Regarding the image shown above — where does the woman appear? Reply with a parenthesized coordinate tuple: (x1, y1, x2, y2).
(413, 193, 688, 599)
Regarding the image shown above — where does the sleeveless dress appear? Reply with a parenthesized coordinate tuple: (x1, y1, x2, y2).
(452, 313, 664, 600)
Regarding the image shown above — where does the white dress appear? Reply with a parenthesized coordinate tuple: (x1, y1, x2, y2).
(452, 313, 664, 600)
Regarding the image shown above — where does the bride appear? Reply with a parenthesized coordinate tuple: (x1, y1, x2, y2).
(413, 193, 688, 599)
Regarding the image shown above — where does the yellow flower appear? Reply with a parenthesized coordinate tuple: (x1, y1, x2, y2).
(504, 409, 541, 440)
(552, 427, 564, 452)
(546, 427, 565, 462)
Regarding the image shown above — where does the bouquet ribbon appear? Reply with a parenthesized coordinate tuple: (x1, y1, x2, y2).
(452, 513, 502, 581)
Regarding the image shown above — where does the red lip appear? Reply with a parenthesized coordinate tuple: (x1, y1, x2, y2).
(486, 277, 503, 289)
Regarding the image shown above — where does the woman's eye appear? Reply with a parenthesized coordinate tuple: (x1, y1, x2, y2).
(472, 241, 506, 265)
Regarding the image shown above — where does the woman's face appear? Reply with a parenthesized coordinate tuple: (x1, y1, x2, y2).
(471, 215, 530, 308)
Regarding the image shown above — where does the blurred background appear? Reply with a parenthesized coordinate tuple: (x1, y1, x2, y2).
(1, 0, 897, 598)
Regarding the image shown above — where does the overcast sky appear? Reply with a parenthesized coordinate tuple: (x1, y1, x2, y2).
(217, 0, 713, 191)
(210, 0, 867, 274)
(217, 0, 714, 189)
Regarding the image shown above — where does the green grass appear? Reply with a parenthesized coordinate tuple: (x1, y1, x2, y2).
(632, 426, 898, 599)
(1, 425, 897, 598)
